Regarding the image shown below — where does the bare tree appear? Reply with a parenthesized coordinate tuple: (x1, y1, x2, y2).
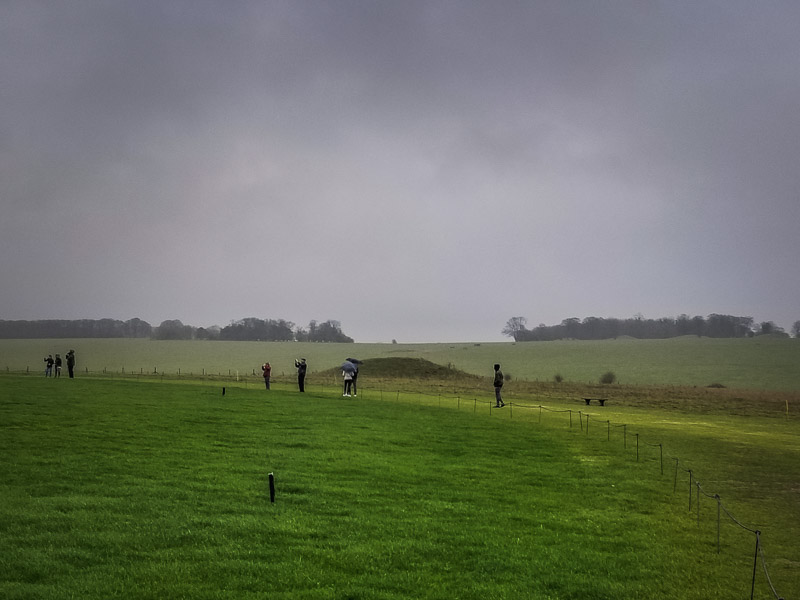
(502, 317, 528, 341)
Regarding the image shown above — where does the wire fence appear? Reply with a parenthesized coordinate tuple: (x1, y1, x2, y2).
(348, 383, 789, 600)
(2, 368, 790, 599)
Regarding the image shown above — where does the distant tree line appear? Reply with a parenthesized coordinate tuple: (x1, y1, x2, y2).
(502, 314, 795, 341)
(0, 318, 354, 342)
(0, 318, 153, 339)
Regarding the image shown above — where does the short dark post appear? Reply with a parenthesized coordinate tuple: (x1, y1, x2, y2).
(696, 482, 701, 526)
(268, 472, 275, 503)
(673, 459, 679, 493)
(750, 531, 760, 600)
(222, 387, 226, 396)
(715, 495, 721, 554)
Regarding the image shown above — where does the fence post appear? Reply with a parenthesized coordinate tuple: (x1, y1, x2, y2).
(688, 470, 693, 511)
(696, 482, 701, 526)
(751, 531, 761, 600)
(715, 495, 721, 554)
(673, 459, 679, 493)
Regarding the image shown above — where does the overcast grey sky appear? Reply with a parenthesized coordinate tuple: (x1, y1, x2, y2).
(2, 1, 798, 342)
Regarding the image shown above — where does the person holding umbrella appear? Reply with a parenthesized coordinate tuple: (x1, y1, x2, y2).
(345, 358, 362, 396)
(341, 360, 357, 397)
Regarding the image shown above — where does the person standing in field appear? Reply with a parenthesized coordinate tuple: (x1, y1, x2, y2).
(342, 368, 354, 397)
(261, 362, 271, 390)
(346, 358, 361, 397)
(54, 354, 62, 377)
(493, 363, 505, 408)
(44, 354, 54, 377)
(295, 358, 307, 392)
(66, 349, 76, 378)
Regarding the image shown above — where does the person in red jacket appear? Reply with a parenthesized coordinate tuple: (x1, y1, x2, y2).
(261, 362, 271, 390)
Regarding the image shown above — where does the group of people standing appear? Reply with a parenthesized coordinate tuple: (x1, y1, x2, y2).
(258, 358, 505, 407)
(259, 357, 361, 396)
(341, 358, 360, 397)
(44, 349, 76, 378)
(260, 358, 308, 392)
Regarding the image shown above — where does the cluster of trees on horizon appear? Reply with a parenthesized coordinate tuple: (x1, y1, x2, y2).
(0, 318, 354, 343)
(503, 314, 798, 341)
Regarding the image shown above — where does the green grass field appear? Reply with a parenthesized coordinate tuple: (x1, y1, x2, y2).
(1, 374, 797, 599)
(3, 336, 800, 390)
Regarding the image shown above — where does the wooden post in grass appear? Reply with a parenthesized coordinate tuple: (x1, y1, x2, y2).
(673, 459, 679, 493)
(751, 531, 760, 600)
(268, 472, 275, 503)
(696, 483, 701, 526)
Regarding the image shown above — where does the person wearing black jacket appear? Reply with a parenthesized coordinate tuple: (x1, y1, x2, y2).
(493, 363, 505, 408)
(294, 358, 307, 392)
(66, 349, 76, 378)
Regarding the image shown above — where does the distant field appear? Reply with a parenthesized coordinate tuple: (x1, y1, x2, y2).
(2, 336, 799, 391)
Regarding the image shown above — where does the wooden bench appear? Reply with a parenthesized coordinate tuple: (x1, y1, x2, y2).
(583, 398, 607, 406)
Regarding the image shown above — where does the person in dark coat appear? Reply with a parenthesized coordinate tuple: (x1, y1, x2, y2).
(66, 350, 76, 378)
(294, 358, 307, 392)
(44, 355, 54, 377)
(345, 358, 361, 397)
(54, 354, 62, 377)
(493, 363, 505, 408)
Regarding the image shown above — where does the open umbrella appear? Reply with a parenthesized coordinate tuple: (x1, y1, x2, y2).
(341, 361, 357, 374)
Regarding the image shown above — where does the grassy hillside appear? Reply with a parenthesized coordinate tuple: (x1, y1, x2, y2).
(1, 336, 799, 390)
